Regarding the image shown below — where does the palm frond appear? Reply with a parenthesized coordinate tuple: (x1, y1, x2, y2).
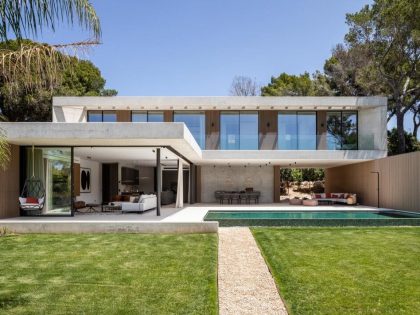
(0, 0, 101, 41)
(0, 39, 99, 92)
(0, 116, 10, 171)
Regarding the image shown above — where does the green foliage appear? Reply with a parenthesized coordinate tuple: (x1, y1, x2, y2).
(324, 0, 420, 154)
(387, 128, 420, 156)
(0, 126, 10, 170)
(281, 168, 325, 182)
(0, 233, 218, 314)
(0, 40, 117, 121)
(0, 0, 101, 41)
(253, 227, 420, 315)
(261, 72, 332, 96)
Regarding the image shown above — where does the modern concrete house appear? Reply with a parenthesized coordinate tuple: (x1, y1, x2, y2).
(0, 96, 388, 218)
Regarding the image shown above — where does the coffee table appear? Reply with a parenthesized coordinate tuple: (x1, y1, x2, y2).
(102, 204, 122, 212)
(85, 203, 101, 212)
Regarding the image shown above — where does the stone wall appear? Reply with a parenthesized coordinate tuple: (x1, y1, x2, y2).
(201, 166, 273, 203)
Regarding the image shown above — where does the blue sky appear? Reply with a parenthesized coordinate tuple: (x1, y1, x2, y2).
(36, 0, 416, 135)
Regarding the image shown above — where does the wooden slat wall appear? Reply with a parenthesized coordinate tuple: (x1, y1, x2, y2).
(164, 110, 173, 122)
(325, 151, 420, 212)
(116, 110, 131, 122)
(73, 163, 80, 196)
(273, 166, 281, 203)
(259, 111, 278, 150)
(205, 111, 220, 150)
(316, 111, 327, 150)
(0, 145, 20, 218)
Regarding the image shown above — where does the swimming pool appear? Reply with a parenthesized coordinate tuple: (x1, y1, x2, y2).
(204, 210, 420, 226)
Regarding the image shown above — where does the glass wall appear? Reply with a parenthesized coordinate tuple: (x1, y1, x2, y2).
(87, 111, 116, 122)
(147, 111, 164, 122)
(25, 147, 72, 215)
(131, 111, 148, 122)
(220, 112, 240, 150)
(239, 112, 258, 149)
(342, 112, 358, 149)
(278, 112, 316, 149)
(220, 112, 258, 150)
(174, 111, 205, 149)
(327, 111, 358, 150)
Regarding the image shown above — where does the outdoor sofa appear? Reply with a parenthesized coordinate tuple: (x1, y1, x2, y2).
(311, 193, 357, 205)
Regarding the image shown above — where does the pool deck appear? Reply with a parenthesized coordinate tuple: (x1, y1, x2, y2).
(0, 204, 390, 233)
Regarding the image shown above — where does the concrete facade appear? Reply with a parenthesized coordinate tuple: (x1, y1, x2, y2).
(200, 166, 274, 203)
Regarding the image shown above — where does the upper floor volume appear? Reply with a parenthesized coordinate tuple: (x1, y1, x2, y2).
(52, 96, 388, 152)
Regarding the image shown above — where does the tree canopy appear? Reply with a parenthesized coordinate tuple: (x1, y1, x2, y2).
(261, 72, 332, 96)
(0, 40, 117, 122)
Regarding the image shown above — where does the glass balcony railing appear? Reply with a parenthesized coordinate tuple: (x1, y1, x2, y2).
(209, 133, 381, 150)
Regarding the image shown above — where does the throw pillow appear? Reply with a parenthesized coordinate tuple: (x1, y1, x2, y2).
(26, 196, 38, 204)
(326, 192, 332, 198)
(132, 197, 139, 203)
(315, 194, 322, 199)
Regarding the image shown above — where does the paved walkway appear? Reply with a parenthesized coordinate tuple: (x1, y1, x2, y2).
(218, 227, 288, 315)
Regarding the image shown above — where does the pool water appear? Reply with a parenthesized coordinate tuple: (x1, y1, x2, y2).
(204, 210, 420, 226)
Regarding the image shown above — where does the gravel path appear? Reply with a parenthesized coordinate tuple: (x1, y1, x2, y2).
(218, 227, 288, 315)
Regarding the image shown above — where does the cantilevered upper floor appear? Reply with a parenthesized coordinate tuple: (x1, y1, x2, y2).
(0, 96, 388, 168)
(52, 96, 387, 152)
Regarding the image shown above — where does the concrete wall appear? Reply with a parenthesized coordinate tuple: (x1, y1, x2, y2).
(325, 151, 420, 212)
(74, 157, 102, 204)
(201, 166, 274, 203)
(0, 145, 20, 219)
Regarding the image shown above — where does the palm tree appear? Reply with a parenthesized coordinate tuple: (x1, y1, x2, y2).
(0, 0, 101, 169)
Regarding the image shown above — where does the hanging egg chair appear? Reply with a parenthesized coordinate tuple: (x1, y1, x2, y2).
(19, 146, 45, 213)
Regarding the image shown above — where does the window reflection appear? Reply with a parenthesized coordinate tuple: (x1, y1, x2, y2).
(220, 112, 258, 150)
(278, 112, 316, 149)
(87, 111, 116, 122)
(131, 111, 147, 122)
(147, 111, 164, 122)
(327, 111, 358, 150)
(220, 112, 240, 150)
(174, 111, 205, 149)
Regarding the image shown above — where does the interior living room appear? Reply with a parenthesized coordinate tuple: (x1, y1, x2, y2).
(16, 146, 189, 216)
(72, 147, 190, 214)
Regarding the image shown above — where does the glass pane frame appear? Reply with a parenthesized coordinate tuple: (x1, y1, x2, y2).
(147, 111, 164, 122)
(174, 111, 206, 149)
(278, 111, 316, 150)
(22, 146, 73, 216)
(327, 111, 358, 150)
(220, 111, 259, 150)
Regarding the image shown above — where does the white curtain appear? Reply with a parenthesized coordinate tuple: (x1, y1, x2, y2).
(175, 159, 184, 208)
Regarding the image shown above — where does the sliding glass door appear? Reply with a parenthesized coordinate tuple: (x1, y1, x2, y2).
(25, 147, 72, 215)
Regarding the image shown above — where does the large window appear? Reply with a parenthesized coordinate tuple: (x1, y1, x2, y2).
(87, 111, 116, 122)
(220, 112, 258, 150)
(131, 111, 165, 122)
(25, 147, 72, 215)
(131, 111, 148, 122)
(278, 112, 316, 150)
(327, 111, 358, 150)
(174, 111, 206, 149)
(147, 111, 164, 122)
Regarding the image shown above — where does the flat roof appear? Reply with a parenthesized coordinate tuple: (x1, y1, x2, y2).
(53, 96, 387, 110)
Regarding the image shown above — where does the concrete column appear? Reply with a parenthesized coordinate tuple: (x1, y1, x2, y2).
(156, 148, 161, 216)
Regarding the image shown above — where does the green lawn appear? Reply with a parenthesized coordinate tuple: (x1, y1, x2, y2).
(0, 233, 218, 315)
(252, 227, 420, 315)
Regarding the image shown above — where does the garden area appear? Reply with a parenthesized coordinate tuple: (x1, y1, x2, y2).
(280, 168, 325, 201)
(252, 227, 420, 315)
(0, 233, 218, 315)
